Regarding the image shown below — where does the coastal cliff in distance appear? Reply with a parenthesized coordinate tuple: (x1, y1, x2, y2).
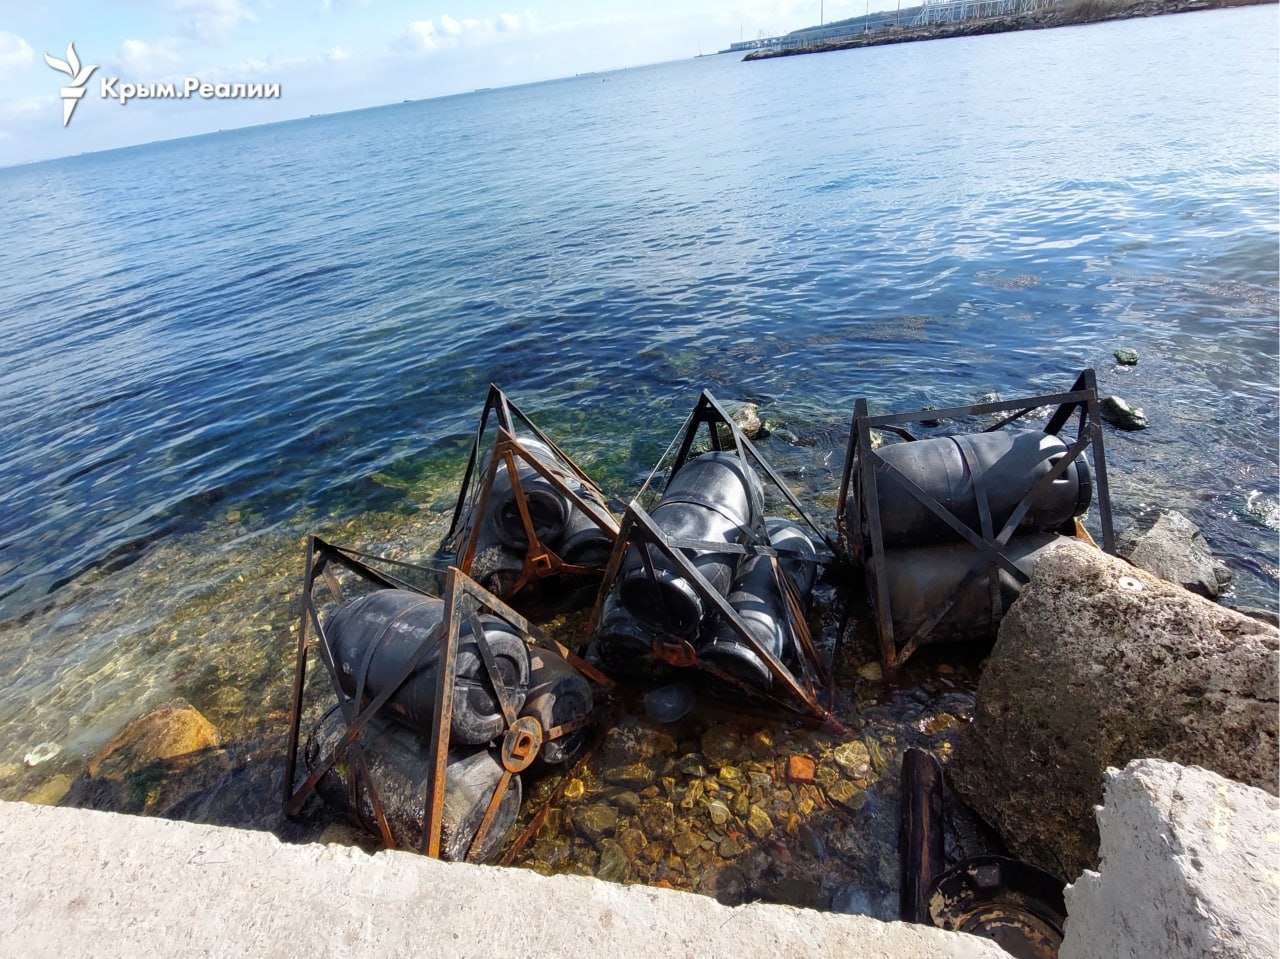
(742, 0, 1276, 61)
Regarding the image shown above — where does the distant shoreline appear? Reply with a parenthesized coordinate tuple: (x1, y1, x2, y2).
(742, 0, 1275, 61)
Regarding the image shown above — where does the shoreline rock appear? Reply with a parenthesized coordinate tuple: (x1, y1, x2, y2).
(1061, 759, 1280, 959)
(950, 539, 1278, 880)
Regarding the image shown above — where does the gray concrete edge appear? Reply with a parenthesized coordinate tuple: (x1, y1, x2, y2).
(0, 801, 1008, 959)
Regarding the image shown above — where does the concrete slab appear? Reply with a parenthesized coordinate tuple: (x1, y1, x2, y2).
(0, 801, 1007, 958)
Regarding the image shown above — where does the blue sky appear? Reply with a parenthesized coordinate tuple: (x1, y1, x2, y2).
(0, 0, 881, 166)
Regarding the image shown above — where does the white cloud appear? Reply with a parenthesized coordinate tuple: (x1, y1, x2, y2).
(396, 12, 530, 55)
(400, 20, 441, 52)
(170, 0, 257, 42)
(119, 38, 182, 75)
(0, 31, 34, 72)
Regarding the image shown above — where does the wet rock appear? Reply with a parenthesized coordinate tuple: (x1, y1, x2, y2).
(563, 778, 585, 800)
(717, 837, 744, 859)
(700, 725, 741, 766)
(831, 883, 899, 921)
(87, 700, 220, 779)
(617, 826, 647, 859)
(676, 754, 707, 777)
(23, 774, 73, 806)
(730, 403, 765, 440)
(833, 740, 871, 778)
(602, 723, 677, 766)
(730, 792, 750, 817)
(857, 661, 883, 682)
(706, 800, 730, 826)
(756, 878, 827, 909)
(672, 830, 701, 858)
(746, 805, 773, 839)
(1112, 348, 1139, 366)
(612, 790, 641, 814)
(697, 865, 749, 905)
(606, 763, 656, 790)
(952, 540, 1279, 880)
(637, 799, 675, 840)
(1061, 760, 1279, 959)
(797, 823, 826, 859)
(827, 780, 859, 805)
(1100, 395, 1147, 430)
(786, 755, 816, 783)
(680, 779, 705, 810)
(1117, 509, 1233, 600)
(596, 840, 631, 883)
(574, 804, 619, 842)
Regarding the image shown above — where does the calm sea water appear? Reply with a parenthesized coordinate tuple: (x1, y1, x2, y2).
(0, 8, 1275, 789)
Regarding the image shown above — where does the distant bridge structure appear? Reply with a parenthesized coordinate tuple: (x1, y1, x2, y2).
(911, 0, 1057, 26)
(725, 0, 1062, 53)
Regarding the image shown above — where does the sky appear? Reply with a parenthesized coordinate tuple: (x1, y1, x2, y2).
(0, 0, 884, 167)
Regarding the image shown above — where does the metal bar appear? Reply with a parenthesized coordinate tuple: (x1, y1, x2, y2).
(866, 389, 1094, 428)
(1082, 369, 1116, 552)
(282, 535, 317, 807)
(423, 570, 463, 857)
(625, 503, 827, 720)
(835, 410, 859, 554)
(469, 611, 520, 729)
(466, 769, 512, 863)
(856, 400, 899, 673)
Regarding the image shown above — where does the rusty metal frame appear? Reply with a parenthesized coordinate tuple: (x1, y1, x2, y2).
(587, 501, 836, 723)
(585, 390, 846, 725)
(444, 384, 619, 599)
(283, 536, 612, 860)
(835, 369, 1114, 674)
(643, 390, 838, 561)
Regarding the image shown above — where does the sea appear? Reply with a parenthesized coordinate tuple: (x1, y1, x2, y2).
(0, 5, 1275, 823)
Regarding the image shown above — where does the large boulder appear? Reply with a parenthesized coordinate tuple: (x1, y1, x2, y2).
(1117, 509, 1233, 599)
(951, 539, 1278, 880)
(1061, 759, 1280, 959)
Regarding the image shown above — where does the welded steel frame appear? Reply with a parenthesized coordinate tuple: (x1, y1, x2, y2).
(283, 536, 612, 861)
(444, 384, 619, 599)
(835, 369, 1114, 674)
(589, 391, 842, 724)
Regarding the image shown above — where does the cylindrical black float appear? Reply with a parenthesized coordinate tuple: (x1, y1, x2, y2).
(326, 589, 530, 745)
(557, 480, 616, 569)
(883, 532, 1065, 645)
(698, 518, 819, 690)
(589, 589, 666, 680)
(619, 452, 764, 637)
(486, 435, 571, 551)
(305, 705, 521, 862)
(764, 516, 819, 597)
(520, 648, 593, 765)
(870, 430, 1091, 548)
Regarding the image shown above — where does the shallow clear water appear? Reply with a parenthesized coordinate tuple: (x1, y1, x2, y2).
(0, 4, 1274, 875)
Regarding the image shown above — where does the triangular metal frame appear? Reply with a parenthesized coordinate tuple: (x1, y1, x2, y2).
(444, 384, 619, 599)
(283, 536, 612, 860)
(588, 390, 843, 725)
(835, 369, 1115, 674)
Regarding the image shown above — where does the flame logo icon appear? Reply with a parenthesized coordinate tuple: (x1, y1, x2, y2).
(44, 42, 98, 127)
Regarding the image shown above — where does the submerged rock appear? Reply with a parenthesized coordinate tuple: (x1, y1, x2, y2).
(730, 402, 766, 440)
(952, 540, 1279, 880)
(1117, 509, 1233, 599)
(1113, 348, 1139, 366)
(1100, 395, 1147, 430)
(643, 683, 696, 723)
(87, 699, 220, 779)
